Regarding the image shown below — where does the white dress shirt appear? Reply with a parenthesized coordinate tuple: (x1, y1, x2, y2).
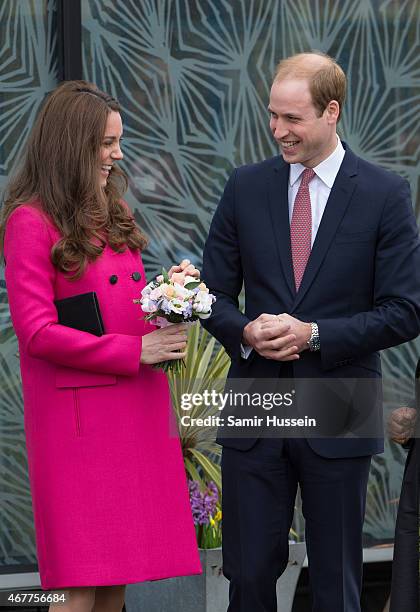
(241, 136, 345, 358)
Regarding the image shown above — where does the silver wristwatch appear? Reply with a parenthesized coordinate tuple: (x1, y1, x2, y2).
(307, 322, 320, 352)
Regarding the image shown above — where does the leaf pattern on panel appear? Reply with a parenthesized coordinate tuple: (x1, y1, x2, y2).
(0, 0, 58, 177)
(0, 353, 36, 565)
(0, 0, 58, 567)
(0, 289, 16, 344)
(82, 0, 420, 546)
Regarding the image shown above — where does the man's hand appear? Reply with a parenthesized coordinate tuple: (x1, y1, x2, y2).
(253, 313, 312, 352)
(388, 407, 417, 445)
(242, 313, 300, 361)
(274, 313, 312, 352)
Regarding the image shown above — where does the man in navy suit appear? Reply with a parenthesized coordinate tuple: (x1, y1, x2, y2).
(202, 52, 420, 612)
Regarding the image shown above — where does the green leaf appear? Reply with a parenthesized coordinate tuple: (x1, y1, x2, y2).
(184, 281, 201, 290)
(184, 457, 202, 484)
(167, 323, 229, 497)
(189, 449, 222, 492)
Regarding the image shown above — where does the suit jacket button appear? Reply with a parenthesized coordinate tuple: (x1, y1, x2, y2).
(131, 272, 141, 281)
(109, 274, 118, 285)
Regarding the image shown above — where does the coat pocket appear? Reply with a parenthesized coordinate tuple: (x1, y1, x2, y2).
(55, 367, 117, 388)
(56, 368, 117, 437)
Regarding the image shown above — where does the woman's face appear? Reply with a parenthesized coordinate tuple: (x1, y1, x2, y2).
(100, 111, 123, 187)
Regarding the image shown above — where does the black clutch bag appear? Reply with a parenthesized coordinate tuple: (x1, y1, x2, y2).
(55, 291, 105, 336)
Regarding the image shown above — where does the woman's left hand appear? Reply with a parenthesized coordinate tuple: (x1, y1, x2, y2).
(168, 259, 200, 279)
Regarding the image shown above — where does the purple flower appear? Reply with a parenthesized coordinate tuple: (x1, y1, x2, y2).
(161, 298, 172, 314)
(188, 480, 219, 526)
(182, 302, 193, 317)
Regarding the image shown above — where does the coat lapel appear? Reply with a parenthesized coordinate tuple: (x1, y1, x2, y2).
(267, 159, 296, 299)
(292, 148, 359, 310)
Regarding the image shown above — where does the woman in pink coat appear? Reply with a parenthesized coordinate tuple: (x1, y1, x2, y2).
(0, 81, 201, 611)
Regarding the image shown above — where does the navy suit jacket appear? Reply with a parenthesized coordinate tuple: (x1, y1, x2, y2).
(202, 146, 420, 458)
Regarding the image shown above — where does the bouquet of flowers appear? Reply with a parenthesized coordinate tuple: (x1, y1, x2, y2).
(188, 480, 222, 548)
(135, 263, 216, 373)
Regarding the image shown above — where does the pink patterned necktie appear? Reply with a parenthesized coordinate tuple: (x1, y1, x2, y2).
(290, 167, 316, 291)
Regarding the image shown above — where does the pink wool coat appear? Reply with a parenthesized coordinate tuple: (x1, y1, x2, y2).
(4, 202, 201, 589)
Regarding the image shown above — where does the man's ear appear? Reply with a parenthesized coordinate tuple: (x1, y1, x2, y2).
(325, 100, 340, 123)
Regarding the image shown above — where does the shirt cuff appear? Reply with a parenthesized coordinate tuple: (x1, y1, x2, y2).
(240, 343, 253, 359)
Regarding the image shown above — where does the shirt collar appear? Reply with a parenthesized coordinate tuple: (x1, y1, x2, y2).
(289, 137, 345, 189)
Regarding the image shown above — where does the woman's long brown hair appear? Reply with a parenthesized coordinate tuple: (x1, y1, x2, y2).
(0, 80, 147, 279)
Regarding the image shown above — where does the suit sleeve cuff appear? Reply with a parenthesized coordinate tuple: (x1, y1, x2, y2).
(240, 343, 253, 359)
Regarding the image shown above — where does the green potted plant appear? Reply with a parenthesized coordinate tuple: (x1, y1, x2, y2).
(167, 322, 230, 493)
(168, 324, 230, 611)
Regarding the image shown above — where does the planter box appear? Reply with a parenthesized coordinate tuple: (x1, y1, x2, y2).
(125, 543, 306, 612)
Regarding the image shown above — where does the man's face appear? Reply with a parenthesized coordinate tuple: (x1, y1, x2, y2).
(268, 78, 337, 168)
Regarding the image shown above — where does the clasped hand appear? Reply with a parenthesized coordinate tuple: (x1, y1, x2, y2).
(387, 407, 417, 445)
(140, 259, 200, 365)
(242, 313, 312, 361)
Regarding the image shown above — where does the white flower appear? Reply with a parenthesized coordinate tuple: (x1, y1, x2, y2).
(197, 311, 211, 319)
(169, 300, 186, 314)
(149, 286, 164, 300)
(184, 275, 198, 285)
(141, 298, 158, 313)
(173, 283, 192, 300)
(141, 282, 154, 298)
(194, 290, 214, 313)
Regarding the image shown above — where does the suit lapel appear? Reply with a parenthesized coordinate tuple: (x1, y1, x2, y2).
(267, 159, 296, 299)
(292, 148, 359, 310)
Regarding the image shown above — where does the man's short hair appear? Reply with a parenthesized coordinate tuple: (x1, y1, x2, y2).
(273, 51, 346, 122)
